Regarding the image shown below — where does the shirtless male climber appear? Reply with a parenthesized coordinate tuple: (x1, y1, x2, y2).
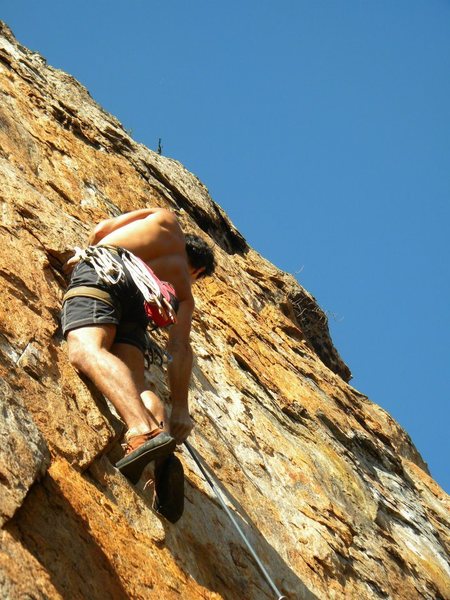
(60, 208, 215, 507)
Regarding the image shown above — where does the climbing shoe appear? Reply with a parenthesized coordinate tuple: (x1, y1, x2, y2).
(116, 429, 176, 484)
(153, 453, 185, 523)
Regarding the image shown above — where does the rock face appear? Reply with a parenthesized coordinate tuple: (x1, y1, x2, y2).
(0, 21, 449, 600)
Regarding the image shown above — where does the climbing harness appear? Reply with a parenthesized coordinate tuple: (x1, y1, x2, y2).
(184, 441, 287, 600)
(66, 245, 177, 329)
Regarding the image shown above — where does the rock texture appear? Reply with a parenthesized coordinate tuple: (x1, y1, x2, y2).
(0, 21, 449, 600)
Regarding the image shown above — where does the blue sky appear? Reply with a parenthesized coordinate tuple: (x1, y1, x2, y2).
(2, 1, 449, 493)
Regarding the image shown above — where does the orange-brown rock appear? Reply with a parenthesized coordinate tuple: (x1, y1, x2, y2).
(0, 21, 449, 600)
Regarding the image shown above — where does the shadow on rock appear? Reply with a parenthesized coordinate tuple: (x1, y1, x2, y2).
(154, 446, 318, 600)
(6, 470, 130, 600)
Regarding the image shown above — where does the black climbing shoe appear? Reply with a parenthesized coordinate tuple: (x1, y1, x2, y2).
(153, 453, 185, 523)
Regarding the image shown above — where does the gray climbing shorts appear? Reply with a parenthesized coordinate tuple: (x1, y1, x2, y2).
(61, 256, 149, 354)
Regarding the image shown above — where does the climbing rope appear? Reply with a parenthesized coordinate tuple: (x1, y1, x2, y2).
(184, 441, 287, 600)
(72, 246, 124, 285)
(121, 251, 164, 308)
(121, 250, 177, 326)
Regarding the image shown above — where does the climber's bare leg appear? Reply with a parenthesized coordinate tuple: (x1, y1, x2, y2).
(111, 342, 169, 433)
(67, 325, 154, 434)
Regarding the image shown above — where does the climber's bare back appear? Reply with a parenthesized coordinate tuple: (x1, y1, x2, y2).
(95, 209, 193, 304)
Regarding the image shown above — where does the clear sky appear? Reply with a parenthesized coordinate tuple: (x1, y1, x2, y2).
(2, 1, 449, 493)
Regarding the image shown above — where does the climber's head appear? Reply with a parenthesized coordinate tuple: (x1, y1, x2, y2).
(185, 234, 216, 281)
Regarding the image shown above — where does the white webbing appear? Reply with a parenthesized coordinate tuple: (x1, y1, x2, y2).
(121, 252, 162, 304)
(121, 251, 176, 323)
(73, 246, 124, 285)
(74, 246, 175, 323)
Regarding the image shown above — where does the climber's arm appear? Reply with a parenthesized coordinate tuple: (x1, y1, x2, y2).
(166, 297, 195, 444)
(164, 255, 196, 444)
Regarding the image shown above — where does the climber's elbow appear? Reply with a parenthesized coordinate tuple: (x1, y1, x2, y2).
(89, 221, 109, 245)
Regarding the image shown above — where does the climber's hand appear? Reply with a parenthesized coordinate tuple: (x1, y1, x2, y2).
(170, 406, 194, 444)
(63, 254, 80, 274)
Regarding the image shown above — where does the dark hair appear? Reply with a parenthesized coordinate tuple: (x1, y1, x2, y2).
(185, 234, 216, 278)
